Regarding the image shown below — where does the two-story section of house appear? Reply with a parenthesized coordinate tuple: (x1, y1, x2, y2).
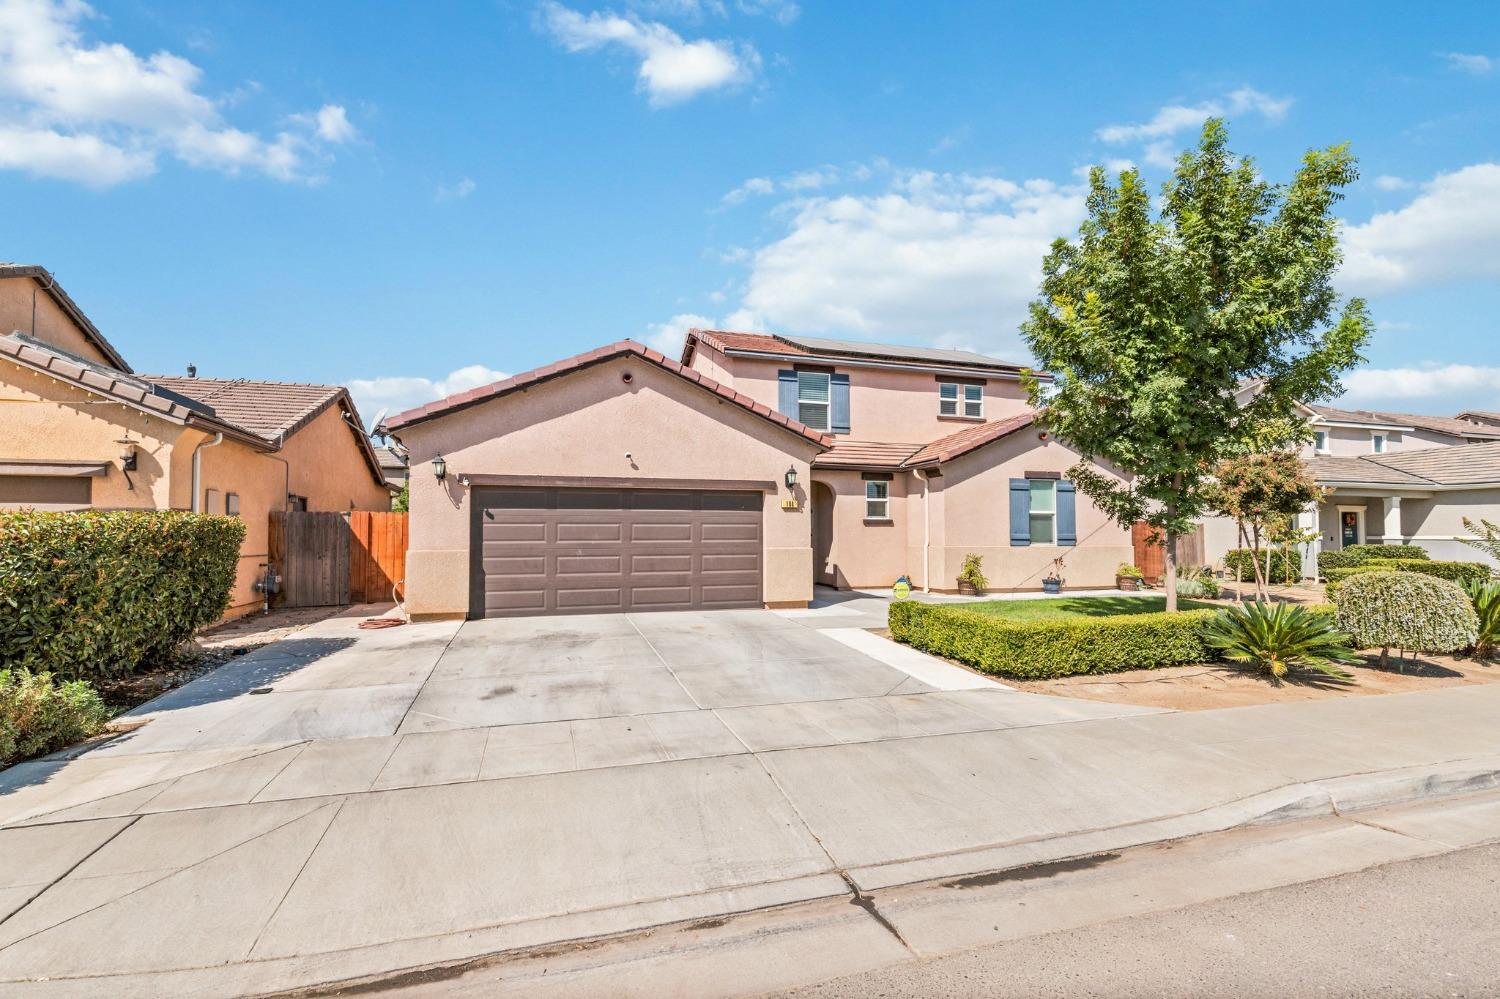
(387, 331, 1135, 618)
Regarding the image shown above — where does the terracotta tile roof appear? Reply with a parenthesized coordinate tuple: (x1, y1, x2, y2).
(906, 411, 1038, 466)
(382, 340, 834, 448)
(145, 376, 345, 441)
(812, 440, 922, 470)
(0, 332, 263, 447)
(691, 330, 811, 357)
(0, 264, 131, 372)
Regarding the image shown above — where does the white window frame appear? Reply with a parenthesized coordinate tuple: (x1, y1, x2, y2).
(797, 371, 831, 432)
(1371, 432, 1386, 454)
(938, 382, 983, 419)
(1028, 478, 1056, 545)
(864, 480, 890, 520)
(1313, 430, 1329, 454)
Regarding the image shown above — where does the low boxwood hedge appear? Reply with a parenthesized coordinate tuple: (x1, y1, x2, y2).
(1362, 557, 1492, 587)
(888, 600, 1219, 679)
(1223, 547, 1302, 584)
(1317, 543, 1428, 575)
(0, 510, 246, 682)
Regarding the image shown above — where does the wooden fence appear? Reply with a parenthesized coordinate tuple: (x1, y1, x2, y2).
(269, 510, 408, 608)
(1131, 521, 1206, 586)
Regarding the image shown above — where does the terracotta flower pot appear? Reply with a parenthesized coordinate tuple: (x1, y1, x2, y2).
(957, 579, 984, 596)
(1116, 575, 1141, 591)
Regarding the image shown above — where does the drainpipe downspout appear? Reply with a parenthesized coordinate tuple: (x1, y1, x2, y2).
(916, 468, 932, 593)
(190, 433, 224, 512)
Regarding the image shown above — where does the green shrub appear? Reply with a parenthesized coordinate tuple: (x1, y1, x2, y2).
(1116, 563, 1144, 579)
(959, 554, 988, 591)
(1463, 580, 1500, 659)
(1361, 558, 1492, 587)
(0, 669, 111, 767)
(1223, 547, 1302, 584)
(1334, 571, 1478, 664)
(1317, 543, 1429, 575)
(1175, 564, 1220, 599)
(0, 511, 246, 682)
(1324, 564, 1391, 599)
(888, 600, 1217, 679)
(1201, 601, 1360, 682)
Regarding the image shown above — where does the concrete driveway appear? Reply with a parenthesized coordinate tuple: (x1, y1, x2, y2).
(4, 601, 1499, 997)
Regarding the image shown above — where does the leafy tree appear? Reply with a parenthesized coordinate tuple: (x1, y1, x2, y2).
(392, 483, 409, 513)
(1205, 451, 1324, 600)
(1022, 120, 1371, 610)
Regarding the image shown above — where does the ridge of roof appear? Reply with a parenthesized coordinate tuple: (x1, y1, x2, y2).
(382, 339, 834, 448)
(0, 264, 132, 372)
(144, 375, 346, 441)
(684, 328, 1039, 374)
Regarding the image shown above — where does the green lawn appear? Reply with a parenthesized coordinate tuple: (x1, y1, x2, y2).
(952, 595, 1217, 622)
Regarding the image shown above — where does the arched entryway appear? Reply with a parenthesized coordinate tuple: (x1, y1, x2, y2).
(811, 480, 835, 587)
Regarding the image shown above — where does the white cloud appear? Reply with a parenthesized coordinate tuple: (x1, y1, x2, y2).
(644, 312, 714, 356)
(720, 161, 881, 205)
(1096, 86, 1292, 145)
(539, 1, 758, 106)
(1340, 163, 1500, 295)
(735, 0, 799, 24)
(721, 175, 773, 204)
(349, 364, 511, 421)
(435, 176, 477, 201)
(0, 0, 354, 186)
(730, 171, 1086, 357)
(1339, 364, 1500, 403)
(1442, 52, 1493, 75)
(1372, 174, 1413, 192)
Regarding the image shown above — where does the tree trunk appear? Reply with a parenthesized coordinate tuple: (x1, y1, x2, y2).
(1164, 521, 1179, 613)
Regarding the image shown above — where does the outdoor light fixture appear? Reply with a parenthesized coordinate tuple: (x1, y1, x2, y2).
(785, 465, 798, 489)
(117, 441, 137, 471)
(432, 454, 447, 481)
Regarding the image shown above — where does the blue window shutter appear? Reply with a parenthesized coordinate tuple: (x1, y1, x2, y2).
(778, 370, 798, 418)
(831, 373, 851, 434)
(1009, 478, 1031, 546)
(1057, 480, 1077, 546)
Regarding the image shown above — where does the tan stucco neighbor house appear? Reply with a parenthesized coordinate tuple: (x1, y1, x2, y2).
(0, 264, 391, 618)
(385, 331, 1132, 620)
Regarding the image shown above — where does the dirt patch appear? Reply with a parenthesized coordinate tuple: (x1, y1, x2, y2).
(1007, 653, 1500, 711)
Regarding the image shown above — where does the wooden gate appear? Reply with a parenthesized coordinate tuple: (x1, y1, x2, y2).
(1131, 521, 1207, 585)
(269, 511, 350, 608)
(349, 510, 408, 603)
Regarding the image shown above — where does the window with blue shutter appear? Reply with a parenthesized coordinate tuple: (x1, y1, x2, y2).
(1009, 479, 1031, 546)
(778, 370, 798, 419)
(1011, 477, 1077, 546)
(831, 373, 850, 434)
(1056, 480, 1077, 546)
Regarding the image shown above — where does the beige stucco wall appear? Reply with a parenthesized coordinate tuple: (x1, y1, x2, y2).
(687, 341, 1032, 444)
(934, 431, 1132, 591)
(0, 277, 114, 366)
(1, 361, 179, 509)
(396, 354, 821, 617)
(1381, 490, 1500, 569)
(810, 469, 912, 588)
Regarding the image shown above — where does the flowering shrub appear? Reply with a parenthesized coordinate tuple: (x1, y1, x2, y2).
(1334, 571, 1478, 665)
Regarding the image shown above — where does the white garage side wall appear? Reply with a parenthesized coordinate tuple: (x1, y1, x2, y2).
(1395, 490, 1500, 571)
(396, 356, 821, 618)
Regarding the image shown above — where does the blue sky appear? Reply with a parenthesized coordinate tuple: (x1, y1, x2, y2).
(4, 0, 1498, 423)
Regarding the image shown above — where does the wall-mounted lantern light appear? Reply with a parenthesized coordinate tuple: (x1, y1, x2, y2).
(432, 454, 447, 481)
(785, 465, 798, 489)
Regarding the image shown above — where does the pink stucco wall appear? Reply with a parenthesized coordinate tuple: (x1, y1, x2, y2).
(395, 355, 822, 617)
(687, 340, 1032, 444)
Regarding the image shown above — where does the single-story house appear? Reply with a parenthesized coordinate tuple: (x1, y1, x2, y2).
(0, 264, 391, 618)
(384, 332, 1133, 620)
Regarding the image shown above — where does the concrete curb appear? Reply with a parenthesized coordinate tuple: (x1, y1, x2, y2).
(11, 755, 1500, 999)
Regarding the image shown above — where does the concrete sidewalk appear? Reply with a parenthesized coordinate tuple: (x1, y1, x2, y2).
(1, 606, 1498, 998)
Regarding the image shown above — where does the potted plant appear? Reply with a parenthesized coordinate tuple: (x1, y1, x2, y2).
(1043, 554, 1066, 594)
(1116, 563, 1145, 591)
(957, 554, 987, 596)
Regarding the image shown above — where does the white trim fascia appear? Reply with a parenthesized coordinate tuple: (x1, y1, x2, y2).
(722, 348, 1048, 382)
(1309, 416, 1416, 432)
(1318, 479, 1500, 493)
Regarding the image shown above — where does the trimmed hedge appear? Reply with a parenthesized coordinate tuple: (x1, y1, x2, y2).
(1334, 572, 1477, 658)
(888, 600, 1218, 679)
(1324, 564, 1390, 599)
(0, 669, 111, 767)
(1223, 547, 1302, 585)
(1362, 558, 1492, 587)
(1317, 543, 1428, 575)
(0, 511, 246, 682)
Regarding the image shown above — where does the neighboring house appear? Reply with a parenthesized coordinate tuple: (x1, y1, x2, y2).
(0, 265, 391, 618)
(373, 444, 410, 495)
(1200, 400, 1500, 574)
(384, 331, 1132, 620)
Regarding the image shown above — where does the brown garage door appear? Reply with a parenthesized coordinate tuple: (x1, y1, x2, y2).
(471, 486, 763, 618)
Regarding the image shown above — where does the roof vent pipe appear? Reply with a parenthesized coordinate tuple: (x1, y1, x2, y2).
(190, 433, 223, 512)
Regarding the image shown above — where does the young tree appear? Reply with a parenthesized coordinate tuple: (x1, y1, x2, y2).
(1022, 120, 1370, 610)
(1205, 451, 1325, 600)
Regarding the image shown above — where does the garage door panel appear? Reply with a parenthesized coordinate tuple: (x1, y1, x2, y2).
(474, 486, 764, 618)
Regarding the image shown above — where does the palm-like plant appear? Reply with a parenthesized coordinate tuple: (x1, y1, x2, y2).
(1462, 579, 1500, 660)
(1202, 601, 1362, 683)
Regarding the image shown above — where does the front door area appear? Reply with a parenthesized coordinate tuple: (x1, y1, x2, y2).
(1339, 508, 1363, 548)
(471, 485, 764, 617)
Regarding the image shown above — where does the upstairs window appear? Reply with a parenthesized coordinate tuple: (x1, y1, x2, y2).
(1313, 430, 1329, 453)
(939, 382, 983, 418)
(1372, 433, 1387, 454)
(797, 371, 831, 431)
